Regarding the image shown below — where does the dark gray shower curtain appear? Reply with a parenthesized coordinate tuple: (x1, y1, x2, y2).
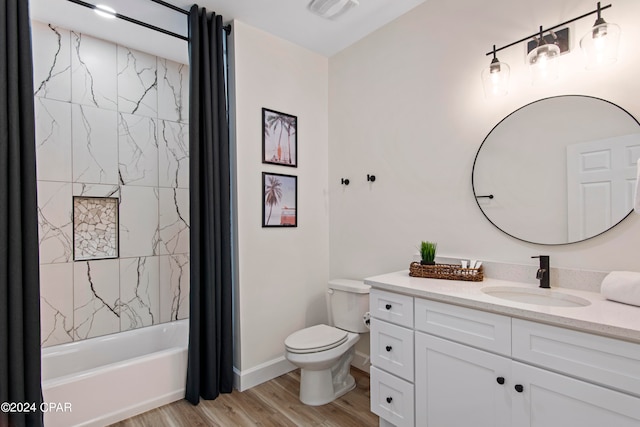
(0, 1, 43, 427)
(185, 5, 234, 404)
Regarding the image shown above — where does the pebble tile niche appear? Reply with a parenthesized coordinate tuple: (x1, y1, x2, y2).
(73, 197, 119, 261)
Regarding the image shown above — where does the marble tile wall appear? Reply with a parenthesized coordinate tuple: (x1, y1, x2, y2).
(33, 21, 190, 347)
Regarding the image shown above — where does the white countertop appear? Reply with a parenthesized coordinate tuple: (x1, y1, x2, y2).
(365, 270, 640, 344)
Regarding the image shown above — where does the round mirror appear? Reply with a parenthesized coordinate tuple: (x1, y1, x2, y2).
(472, 95, 640, 245)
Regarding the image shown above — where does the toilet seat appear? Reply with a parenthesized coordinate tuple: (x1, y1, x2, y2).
(285, 324, 348, 354)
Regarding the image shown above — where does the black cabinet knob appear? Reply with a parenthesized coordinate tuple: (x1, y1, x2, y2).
(386, 397, 393, 404)
(385, 304, 392, 310)
(385, 345, 392, 352)
(496, 377, 505, 385)
(515, 384, 524, 393)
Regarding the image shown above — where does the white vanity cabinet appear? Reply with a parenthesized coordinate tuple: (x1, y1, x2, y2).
(370, 288, 640, 427)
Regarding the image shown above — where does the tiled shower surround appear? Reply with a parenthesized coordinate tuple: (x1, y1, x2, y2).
(32, 21, 190, 347)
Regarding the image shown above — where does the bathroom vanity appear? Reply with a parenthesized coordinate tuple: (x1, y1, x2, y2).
(366, 271, 640, 427)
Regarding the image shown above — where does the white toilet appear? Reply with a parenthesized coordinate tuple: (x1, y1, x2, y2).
(284, 279, 370, 406)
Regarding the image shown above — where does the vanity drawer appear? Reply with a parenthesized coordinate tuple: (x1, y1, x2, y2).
(513, 319, 640, 397)
(370, 289, 414, 328)
(371, 318, 414, 381)
(371, 366, 415, 427)
(414, 298, 511, 356)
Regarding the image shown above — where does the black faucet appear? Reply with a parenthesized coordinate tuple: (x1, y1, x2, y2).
(531, 255, 550, 288)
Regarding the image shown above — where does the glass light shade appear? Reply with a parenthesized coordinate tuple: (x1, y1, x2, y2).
(481, 60, 510, 98)
(580, 22, 621, 69)
(527, 43, 560, 85)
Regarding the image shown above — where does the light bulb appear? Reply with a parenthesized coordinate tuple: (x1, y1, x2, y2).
(481, 58, 509, 98)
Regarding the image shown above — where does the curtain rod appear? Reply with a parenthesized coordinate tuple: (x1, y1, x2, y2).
(65, 0, 233, 40)
(149, 0, 189, 15)
(66, 0, 188, 40)
(142, 0, 232, 35)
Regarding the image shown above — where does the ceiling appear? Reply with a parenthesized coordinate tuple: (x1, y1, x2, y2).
(29, 0, 427, 58)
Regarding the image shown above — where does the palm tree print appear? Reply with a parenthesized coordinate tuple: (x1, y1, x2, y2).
(264, 109, 296, 165)
(264, 175, 283, 225)
(283, 116, 296, 165)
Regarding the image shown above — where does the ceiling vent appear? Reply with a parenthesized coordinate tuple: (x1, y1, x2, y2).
(308, 0, 359, 20)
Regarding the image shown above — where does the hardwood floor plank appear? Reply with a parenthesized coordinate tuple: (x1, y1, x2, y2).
(110, 368, 378, 427)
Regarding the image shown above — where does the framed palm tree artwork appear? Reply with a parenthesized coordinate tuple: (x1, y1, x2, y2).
(262, 172, 297, 227)
(262, 108, 297, 167)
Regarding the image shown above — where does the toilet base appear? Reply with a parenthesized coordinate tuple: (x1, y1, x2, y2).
(298, 348, 356, 406)
(299, 371, 356, 406)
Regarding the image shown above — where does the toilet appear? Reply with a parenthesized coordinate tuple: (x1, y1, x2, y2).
(284, 279, 370, 406)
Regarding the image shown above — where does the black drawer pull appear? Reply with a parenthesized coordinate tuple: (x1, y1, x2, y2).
(386, 397, 393, 404)
(515, 384, 524, 393)
(385, 304, 392, 310)
(496, 377, 505, 385)
(385, 345, 392, 352)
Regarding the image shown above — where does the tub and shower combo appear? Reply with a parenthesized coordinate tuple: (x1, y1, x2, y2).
(41, 320, 188, 427)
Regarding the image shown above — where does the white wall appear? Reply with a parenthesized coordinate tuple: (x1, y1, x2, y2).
(230, 20, 330, 386)
(328, 0, 640, 281)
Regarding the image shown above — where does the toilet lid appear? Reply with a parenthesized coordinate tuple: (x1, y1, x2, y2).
(285, 324, 348, 354)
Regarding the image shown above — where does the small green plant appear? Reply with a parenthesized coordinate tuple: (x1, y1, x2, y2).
(420, 241, 437, 265)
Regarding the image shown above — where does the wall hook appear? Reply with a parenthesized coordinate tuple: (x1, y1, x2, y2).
(367, 174, 376, 182)
(341, 178, 350, 186)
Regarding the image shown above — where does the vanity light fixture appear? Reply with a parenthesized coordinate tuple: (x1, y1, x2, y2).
(527, 26, 561, 85)
(482, 2, 617, 98)
(94, 4, 117, 19)
(580, 2, 621, 69)
(481, 45, 510, 98)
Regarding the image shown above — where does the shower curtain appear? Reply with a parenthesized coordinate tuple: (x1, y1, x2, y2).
(0, 1, 44, 427)
(185, 5, 234, 404)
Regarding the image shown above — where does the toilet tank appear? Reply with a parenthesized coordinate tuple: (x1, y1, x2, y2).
(328, 279, 370, 333)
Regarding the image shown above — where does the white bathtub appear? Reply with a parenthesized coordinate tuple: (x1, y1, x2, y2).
(42, 320, 189, 427)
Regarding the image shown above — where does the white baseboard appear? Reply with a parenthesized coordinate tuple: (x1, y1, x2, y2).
(234, 351, 371, 393)
(233, 356, 296, 392)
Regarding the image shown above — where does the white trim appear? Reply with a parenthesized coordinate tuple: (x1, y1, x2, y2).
(233, 351, 371, 392)
(233, 357, 296, 392)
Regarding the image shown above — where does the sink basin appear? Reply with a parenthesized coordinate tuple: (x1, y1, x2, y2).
(481, 286, 591, 308)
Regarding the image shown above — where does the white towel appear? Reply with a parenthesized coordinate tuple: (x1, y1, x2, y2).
(601, 271, 640, 307)
(635, 159, 640, 214)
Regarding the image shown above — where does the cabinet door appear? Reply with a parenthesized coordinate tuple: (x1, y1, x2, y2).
(512, 361, 640, 427)
(415, 332, 512, 427)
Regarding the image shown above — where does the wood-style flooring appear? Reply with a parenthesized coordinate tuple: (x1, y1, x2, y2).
(110, 368, 378, 427)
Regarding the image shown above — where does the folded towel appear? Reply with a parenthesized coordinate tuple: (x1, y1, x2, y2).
(635, 159, 640, 214)
(601, 271, 640, 307)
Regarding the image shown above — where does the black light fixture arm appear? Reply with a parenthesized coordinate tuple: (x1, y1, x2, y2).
(485, 3, 611, 56)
